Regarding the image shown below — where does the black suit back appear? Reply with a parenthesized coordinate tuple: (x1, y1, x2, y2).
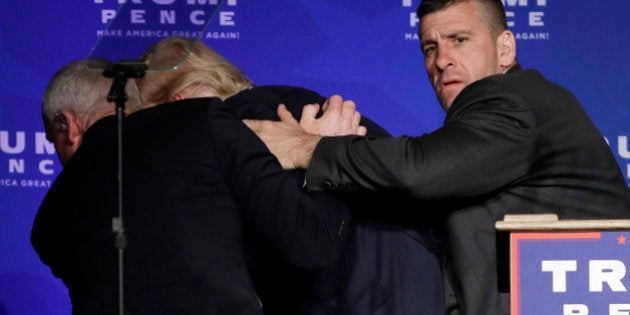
(32, 99, 263, 314)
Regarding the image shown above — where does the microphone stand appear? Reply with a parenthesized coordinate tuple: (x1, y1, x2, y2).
(103, 60, 147, 315)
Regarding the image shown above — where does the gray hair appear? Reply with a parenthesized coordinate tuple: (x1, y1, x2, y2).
(42, 58, 142, 132)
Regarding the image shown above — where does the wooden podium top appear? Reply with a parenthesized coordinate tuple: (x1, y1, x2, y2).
(495, 214, 630, 231)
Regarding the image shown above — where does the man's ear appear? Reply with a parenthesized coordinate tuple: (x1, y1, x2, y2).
(497, 30, 516, 72)
(59, 110, 84, 150)
(170, 83, 217, 101)
(171, 92, 185, 101)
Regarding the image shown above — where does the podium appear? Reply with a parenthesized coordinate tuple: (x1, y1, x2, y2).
(496, 214, 630, 315)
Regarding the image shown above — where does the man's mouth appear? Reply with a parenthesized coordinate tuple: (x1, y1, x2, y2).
(441, 79, 461, 88)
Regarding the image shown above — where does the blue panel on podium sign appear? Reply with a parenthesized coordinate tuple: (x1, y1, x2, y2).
(511, 232, 630, 315)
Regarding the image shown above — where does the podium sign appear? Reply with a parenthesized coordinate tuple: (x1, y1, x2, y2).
(510, 231, 630, 314)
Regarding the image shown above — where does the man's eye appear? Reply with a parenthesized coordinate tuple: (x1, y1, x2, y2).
(455, 37, 468, 44)
(423, 45, 436, 55)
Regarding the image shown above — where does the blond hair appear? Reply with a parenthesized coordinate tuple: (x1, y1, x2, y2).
(139, 36, 253, 107)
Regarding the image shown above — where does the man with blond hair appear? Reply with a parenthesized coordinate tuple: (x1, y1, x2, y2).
(137, 36, 446, 314)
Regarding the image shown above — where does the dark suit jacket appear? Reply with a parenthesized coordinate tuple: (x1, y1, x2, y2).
(225, 86, 445, 315)
(31, 98, 264, 314)
(304, 66, 630, 315)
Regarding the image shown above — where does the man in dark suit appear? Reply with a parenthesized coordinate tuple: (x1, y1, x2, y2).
(138, 36, 446, 314)
(242, 0, 630, 314)
(31, 58, 265, 314)
(34, 58, 369, 314)
(225, 86, 445, 315)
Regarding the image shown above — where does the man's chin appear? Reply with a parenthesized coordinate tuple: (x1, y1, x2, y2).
(438, 89, 462, 111)
(437, 95, 454, 111)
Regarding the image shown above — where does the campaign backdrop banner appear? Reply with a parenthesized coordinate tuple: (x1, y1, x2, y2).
(1, 1, 629, 313)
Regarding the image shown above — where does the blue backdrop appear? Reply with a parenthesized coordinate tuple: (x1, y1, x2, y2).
(1, 1, 628, 313)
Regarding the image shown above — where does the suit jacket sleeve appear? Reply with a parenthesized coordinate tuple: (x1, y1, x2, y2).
(306, 78, 537, 201)
(207, 99, 352, 268)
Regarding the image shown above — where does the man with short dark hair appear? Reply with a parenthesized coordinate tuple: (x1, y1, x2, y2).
(243, 1, 630, 314)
